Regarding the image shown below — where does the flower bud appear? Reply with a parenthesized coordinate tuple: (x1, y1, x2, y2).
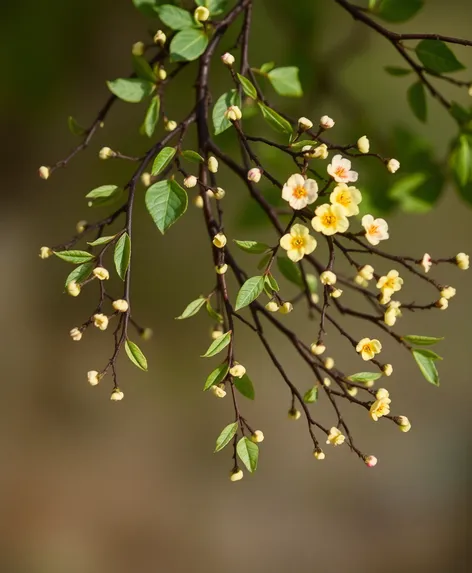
(184, 175, 198, 188)
(194, 6, 210, 21)
(382, 364, 393, 377)
(247, 167, 262, 183)
(211, 384, 227, 398)
(207, 156, 218, 173)
(67, 280, 81, 297)
(93, 313, 109, 331)
(221, 52, 235, 66)
(395, 415, 411, 432)
(265, 301, 280, 313)
(39, 246, 53, 259)
(87, 370, 100, 386)
(310, 343, 326, 356)
(230, 468, 244, 482)
(165, 120, 177, 132)
(93, 267, 110, 281)
(112, 299, 129, 313)
(364, 455, 378, 468)
(206, 189, 215, 199)
(154, 30, 166, 46)
(313, 449, 325, 460)
(158, 67, 167, 81)
(312, 144, 329, 160)
(213, 233, 227, 249)
(215, 264, 228, 275)
(320, 271, 336, 285)
(440, 286, 456, 299)
(357, 135, 370, 154)
(347, 386, 358, 397)
(225, 105, 242, 121)
(76, 220, 87, 233)
(324, 357, 334, 370)
(298, 117, 313, 131)
(99, 147, 116, 160)
(211, 327, 224, 340)
(279, 301, 293, 314)
(358, 264, 374, 281)
(70, 327, 82, 341)
(39, 166, 50, 180)
(110, 388, 124, 401)
(214, 187, 225, 200)
(132, 41, 145, 56)
(420, 253, 432, 273)
(288, 408, 301, 420)
(330, 288, 343, 298)
(251, 430, 264, 443)
(141, 172, 152, 187)
(229, 364, 246, 378)
(387, 158, 400, 173)
(311, 293, 320, 304)
(141, 327, 153, 340)
(436, 297, 448, 310)
(323, 377, 331, 387)
(456, 252, 469, 270)
(354, 275, 368, 287)
(194, 195, 204, 208)
(320, 115, 335, 129)
(376, 388, 389, 400)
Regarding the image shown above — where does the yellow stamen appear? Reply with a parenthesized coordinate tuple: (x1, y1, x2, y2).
(292, 186, 307, 199)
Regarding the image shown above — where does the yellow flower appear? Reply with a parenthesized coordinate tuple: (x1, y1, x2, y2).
(93, 267, 110, 281)
(110, 388, 124, 401)
(326, 427, 345, 446)
(70, 327, 82, 341)
(362, 214, 389, 245)
(384, 301, 401, 326)
(456, 252, 469, 270)
(280, 224, 317, 262)
(330, 183, 362, 216)
(93, 313, 109, 331)
(376, 270, 403, 302)
(357, 136, 370, 154)
(282, 173, 318, 210)
(194, 5, 210, 21)
(229, 364, 246, 378)
(67, 280, 81, 297)
(370, 395, 391, 421)
(312, 204, 349, 236)
(39, 246, 53, 259)
(213, 233, 227, 248)
(112, 299, 129, 313)
(230, 469, 244, 482)
(356, 337, 382, 361)
(251, 430, 264, 443)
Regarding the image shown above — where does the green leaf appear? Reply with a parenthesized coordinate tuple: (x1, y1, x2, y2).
(403, 335, 444, 346)
(236, 437, 259, 473)
(176, 297, 207, 319)
(87, 235, 116, 247)
(303, 386, 318, 403)
(305, 274, 318, 294)
(373, 0, 424, 23)
(233, 374, 255, 400)
(415, 39, 465, 74)
(347, 372, 383, 383)
(151, 146, 176, 175)
(206, 300, 224, 323)
(54, 250, 95, 264)
(407, 81, 427, 123)
(85, 185, 122, 207)
(449, 102, 472, 126)
(170, 28, 208, 62)
(451, 135, 472, 187)
(267, 67, 303, 97)
(258, 103, 293, 135)
(276, 256, 303, 287)
(412, 348, 441, 386)
(64, 262, 94, 287)
(214, 422, 238, 452)
(204, 362, 229, 391)
(181, 150, 204, 163)
(201, 330, 232, 358)
(265, 273, 279, 292)
(213, 90, 240, 135)
(145, 179, 188, 234)
(156, 5, 196, 29)
(68, 116, 86, 136)
(132, 0, 160, 17)
(114, 233, 131, 281)
(257, 252, 272, 271)
(107, 78, 154, 103)
(260, 61, 275, 74)
(196, 0, 229, 16)
(384, 66, 412, 77)
(389, 172, 427, 201)
(132, 55, 158, 83)
(125, 339, 148, 371)
(237, 73, 258, 99)
(234, 240, 271, 254)
(142, 96, 160, 138)
(235, 276, 265, 311)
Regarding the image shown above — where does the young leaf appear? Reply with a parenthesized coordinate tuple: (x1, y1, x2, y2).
(412, 348, 441, 386)
(403, 335, 444, 346)
(125, 339, 148, 371)
(373, 0, 424, 23)
(303, 386, 318, 403)
(233, 373, 255, 400)
(388, 173, 427, 201)
(55, 250, 95, 264)
(384, 66, 412, 76)
(234, 240, 271, 254)
(64, 262, 94, 287)
(265, 273, 279, 292)
(201, 331, 232, 358)
(132, 0, 159, 17)
(204, 362, 229, 391)
(237, 73, 258, 99)
(151, 146, 176, 175)
(347, 372, 383, 383)
(213, 90, 240, 135)
(267, 67, 303, 97)
(156, 5, 196, 29)
(236, 437, 259, 473)
(87, 235, 116, 247)
(415, 39, 465, 74)
(85, 185, 122, 207)
(258, 103, 293, 135)
(145, 179, 188, 234)
(451, 135, 472, 187)
(170, 29, 209, 62)
(235, 276, 265, 311)
(214, 422, 238, 453)
(260, 61, 275, 74)
(107, 78, 154, 103)
(132, 55, 158, 83)
(176, 297, 207, 319)
(206, 300, 224, 323)
(114, 233, 131, 280)
(68, 116, 86, 136)
(181, 150, 204, 163)
(142, 96, 160, 138)
(407, 81, 427, 122)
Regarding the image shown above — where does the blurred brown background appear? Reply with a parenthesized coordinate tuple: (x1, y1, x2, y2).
(1, 1, 471, 571)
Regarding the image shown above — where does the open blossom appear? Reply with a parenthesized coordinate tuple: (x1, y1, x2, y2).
(384, 301, 401, 326)
(326, 427, 345, 446)
(282, 173, 318, 210)
(362, 214, 389, 245)
(320, 270, 336, 285)
(421, 253, 432, 273)
(312, 204, 349, 235)
(93, 314, 109, 331)
(329, 183, 362, 216)
(377, 270, 403, 302)
(356, 337, 382, 361)
(229, 364, 246, 378)
(370, 391, 391, 421)
(327, 154, 358, 184)
(279, 224, 317, 262)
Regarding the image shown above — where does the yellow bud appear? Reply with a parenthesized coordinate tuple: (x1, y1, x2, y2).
(440, 286, 456, 299)
(194, 195, 204, 208)
(320, 271, 336, 285)
(230, 468, 244, 482)
(93, 267, 110, 281)
(194, 6, 210, 21)
(87, 370, 100, 386)
(221, 52, 235, 66)
(298, 116, 313, 131)
(93, 313, 109, 331)
(382, 364, 393, 377)
(387, 158, 400, 173)
(112, 299, 129, 313)
(39, 246, 53, 259)
(396, 415, 411, 432)
(265, 301, 280, 312)
(436, 297, 448, 310)
(110, 388, 124, 401)
(39, 166, 50, 180)
(211, 384, 227, 398)
(229, 364, 246, 378)
(99, 146, 116, 160)
(324, 357, 334, 370)
(214, 187, 225, 200)
(184, 175, 198, 188)
(456, 252, 469, 270)
(323, 377, 331, 387)
(158, 67, 167, 81)
(313, 449, 325, 460)
(76, 220, 87, 233)
(330, 288, 343, 298)
(320, 115, 335, 129)
(288, 408, 301, 420)
(141, 172, 152, 187)
(279, 301, 293, 314)
(251, 430, 264, 443)
(208, 156, 219, 173)
(165, 120, 177, 132)
(154, 30, 166, 46)
(141, 327, 153, 341)
(212, 233, 227, 249)
(70, 327, 82, 341)
(67, 280, 81, 297)
(310, 343, 326, 356)
(215, 264, 228, 275)
(132, 41, 145, 56)
(225, 105, 243, 121)
(357, 135, 370, 154)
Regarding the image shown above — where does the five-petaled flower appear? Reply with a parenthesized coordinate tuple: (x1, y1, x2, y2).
(282, 173, 318, 210)
(356, 337, 382, 361)
(377, 270, 403, 303)
(362, 214, 389, 246)
(370, 389, 391, 421)
(280, 224, 317, 262)
(330, 183, 362, 216)
(326, 427, 345, 446)
(312, 203, 349, 235)
(327, 154, 358, 183)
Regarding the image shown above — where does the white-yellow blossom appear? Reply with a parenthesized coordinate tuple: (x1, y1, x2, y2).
(326, 427, 345, 446)
(208, 156, 218, 173)
(279, 223, 317, 262)
(330, 288, 343, 298)
(93, 267, 110, 281)
(421, 253, 432, 273)
(229, 364, 246, 378)
(39, 246, 53, 259)
(327, 154, 358, 183)
(377, 270, 403, 302)
(265, 301, 280, 312)
(247, 167, 262, 183)
(93, 313, 109, 331)
(330, 183, 362, 216)
(225, 105, 242, 121)
(320, 270, 337, 285)
(112, 299, 129, 313)
(221, 52, 235, 66)
(110, 388, 124, 401)
(213, 233, 227, 249)
(251, 430, 264, 443)
(356, 337, 382, 361)
(362, 214, 389, 246)
(312, 203, 349, 235)
(384, 301, 402, 326)
(323, 377, 331, 387)
(184, 175, 198, 188)
(212, 384, 227, 398)
(39, 166, 50, 180)
(440, 286, 456, 299)
(387, 158, 400, 173)
(194, 5, 210, 21)
(436, 297, 448, 310)
(87, 370, 100, 386)
(370, 390, 391, 421)
(357, 136, 370, 154)
(282, 173, 318, 210)
(359, 264, 374, 281)
(320, 115, 335, 129)
(456, 252, 469, 270)
(67, 280, 81, 297)
(298, 116, 313, 131)
(383, 364, 393, 377)
(70, 327, 82, 341)
(230, 469, 244, 481)
(310, 343, 326, 356)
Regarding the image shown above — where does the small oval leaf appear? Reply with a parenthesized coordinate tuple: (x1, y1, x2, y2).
(201, 331, 232, 358)
(114, 233, 131, 281)
(125, 339, 148, 371)
(214, 422, 238, 453)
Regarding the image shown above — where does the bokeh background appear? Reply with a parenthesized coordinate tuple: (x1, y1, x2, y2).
(1, 0, 471, 571)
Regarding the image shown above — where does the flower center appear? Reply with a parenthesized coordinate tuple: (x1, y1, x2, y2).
(334, 167, 347, 179)
(322, 214, 337, 227)
(337, 192, 351, 206)
(363, 344, 372, 354)
(384, 278, 396, 290)
(368, 224, 379, 235)
(292, 185, 307, 199)
(291, 237, 305, 248)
